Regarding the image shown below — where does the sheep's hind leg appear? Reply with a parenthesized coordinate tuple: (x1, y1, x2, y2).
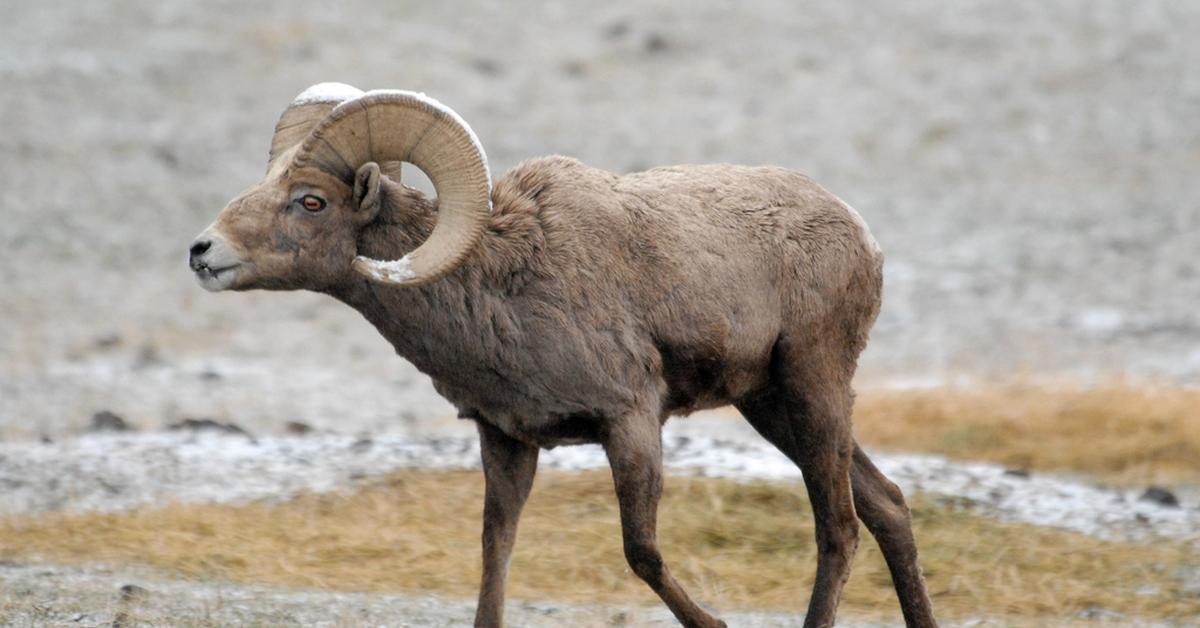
(736, 381, 859, 628)
(850, 445, 937, 627)
(604, 413, 727, 628)
(739, 388, 937, 628)
(474, 420, 539, 628)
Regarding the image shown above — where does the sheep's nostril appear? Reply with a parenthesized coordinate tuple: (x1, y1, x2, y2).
(189, 239, 212, 259)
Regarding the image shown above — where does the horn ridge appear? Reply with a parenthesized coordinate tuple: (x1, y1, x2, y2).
(267, 82, 364, 173)
(294, 90, 492, 287)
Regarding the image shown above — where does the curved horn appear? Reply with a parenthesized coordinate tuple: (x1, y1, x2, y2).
(268, 83, 364, 174)
(293, 90, 492, 287)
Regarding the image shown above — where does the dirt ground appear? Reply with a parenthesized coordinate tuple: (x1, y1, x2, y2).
(1, 562, 902, 628)
(2, 0, 1198, 438)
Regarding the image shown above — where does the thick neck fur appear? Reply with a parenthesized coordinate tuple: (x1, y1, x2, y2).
(324, 177, 549, 401)
(321, 170, 635, 427)
(327, 181, 467, 368)
(356, 182, 439, 259)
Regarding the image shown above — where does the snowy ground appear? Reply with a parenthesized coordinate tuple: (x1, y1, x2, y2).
(3, 414, 1195, 545)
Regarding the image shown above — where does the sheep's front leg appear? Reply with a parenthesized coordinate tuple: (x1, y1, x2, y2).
(604, 414, 727, 628)
(474, 420, 539, 628)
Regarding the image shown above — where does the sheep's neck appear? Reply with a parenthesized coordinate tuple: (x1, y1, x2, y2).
(356, 183, 438, 255)
(328, 185, 508, 395)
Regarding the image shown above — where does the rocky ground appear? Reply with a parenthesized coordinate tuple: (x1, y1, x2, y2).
(0, 562, 902, 628)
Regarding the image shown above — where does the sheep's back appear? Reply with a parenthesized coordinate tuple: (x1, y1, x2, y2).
(493, 157, 882, 413)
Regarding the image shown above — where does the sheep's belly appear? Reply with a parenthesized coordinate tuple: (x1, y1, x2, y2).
(469, 409, 606, 450)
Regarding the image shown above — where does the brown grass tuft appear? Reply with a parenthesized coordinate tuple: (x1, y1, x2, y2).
(1, 470, 1197, 622)
(853, 382, 1200, 485)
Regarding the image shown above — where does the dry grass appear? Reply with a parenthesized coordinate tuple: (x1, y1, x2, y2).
(853, 381, 1200, 485)
(2, 470, 1197, 623)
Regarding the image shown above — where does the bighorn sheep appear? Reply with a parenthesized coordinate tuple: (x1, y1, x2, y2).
(189, 82, 937, 628)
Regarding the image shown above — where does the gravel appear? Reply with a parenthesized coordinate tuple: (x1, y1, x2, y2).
(0, 562, 1024, 628)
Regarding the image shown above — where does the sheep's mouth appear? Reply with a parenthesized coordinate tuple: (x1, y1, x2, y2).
(192, 263, 241, 291)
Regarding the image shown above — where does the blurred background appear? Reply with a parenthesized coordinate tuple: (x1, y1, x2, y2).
(1, 2, 1199, 625)
(1, 1, 1197, 438)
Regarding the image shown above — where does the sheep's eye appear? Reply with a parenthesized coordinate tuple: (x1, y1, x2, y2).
(300, 194, 326, 212)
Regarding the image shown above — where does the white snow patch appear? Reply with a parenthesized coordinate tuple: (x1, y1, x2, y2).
(290, 82, 364, 105)
(355, 254, 416, 283)
(1076, 307, 1125, 334)
(1, 427, 1196, 544)
(0, 431, 480, 514)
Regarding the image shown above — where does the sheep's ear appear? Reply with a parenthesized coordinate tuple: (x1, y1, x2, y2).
(353, 162, 382, 220)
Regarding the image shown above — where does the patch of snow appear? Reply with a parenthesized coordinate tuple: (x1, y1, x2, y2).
(0, 426, 1196, 545)
(1075, 307, 1125, 335)
(291, 82, 364, 106)
(870, 454, 1198, 543)
(545, 432, 1200, 543)
(0, 431, 475, 514)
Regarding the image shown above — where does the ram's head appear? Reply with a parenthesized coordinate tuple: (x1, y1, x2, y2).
(189, 83, 492, 292)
